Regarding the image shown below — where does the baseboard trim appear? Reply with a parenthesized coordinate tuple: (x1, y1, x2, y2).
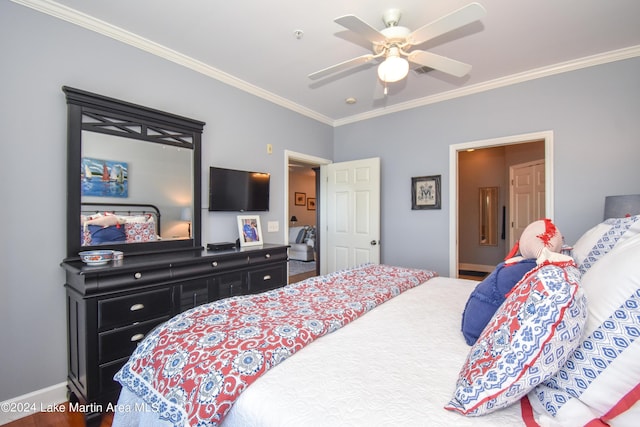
(459, 263, 495, 274)
(0, 382, 67, 425)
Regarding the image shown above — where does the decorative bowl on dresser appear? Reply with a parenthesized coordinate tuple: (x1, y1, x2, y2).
(78, 250, 114, 266)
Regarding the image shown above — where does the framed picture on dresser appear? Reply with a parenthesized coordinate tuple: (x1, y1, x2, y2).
(237, 215, 263, 247)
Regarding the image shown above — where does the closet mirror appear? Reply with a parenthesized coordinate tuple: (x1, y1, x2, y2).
(479, 187, 498, 246)
(64, 86, 204, 258)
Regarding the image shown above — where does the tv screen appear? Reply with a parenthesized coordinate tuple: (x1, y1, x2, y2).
(209, 167, 270, 211)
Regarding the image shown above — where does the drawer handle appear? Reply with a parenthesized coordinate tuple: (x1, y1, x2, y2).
(265, 253, 271, 258)
(130, 303, 145, 311)
(211, 261, 218, 267)
(130, 333, 145, 342)
(134, 272, 142, 279)
(263, 275, 272, 281)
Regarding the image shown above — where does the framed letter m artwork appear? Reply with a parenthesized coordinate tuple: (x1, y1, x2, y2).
(411, 175, 441, 210)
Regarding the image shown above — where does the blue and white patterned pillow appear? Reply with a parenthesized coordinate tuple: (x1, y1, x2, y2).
(446, 262, 587, 416)
(528, 232, 640, 426)
(572, 215, 640, 274)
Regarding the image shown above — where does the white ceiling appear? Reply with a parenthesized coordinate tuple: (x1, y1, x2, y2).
(16, 0, 640, 126)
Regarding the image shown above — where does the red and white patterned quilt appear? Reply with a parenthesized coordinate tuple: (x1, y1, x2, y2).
(115, 264, 437, 426)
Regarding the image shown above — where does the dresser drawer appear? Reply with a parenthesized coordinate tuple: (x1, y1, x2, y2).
(248, 263, 286, 294)
(98, 317, 168, 363)
(98, 288, 172, 330)
(171, 256, 248, 279)
(99, 358, 128, 396)
(96, 267, 172, 290)
(247, 248, 288, 265)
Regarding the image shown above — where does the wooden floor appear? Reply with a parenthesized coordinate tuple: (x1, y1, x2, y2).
(458, 274, 485, 281)
(458, 270, 488, 281)
(4, 403, 113, 427)
(289, 270, 316, 284)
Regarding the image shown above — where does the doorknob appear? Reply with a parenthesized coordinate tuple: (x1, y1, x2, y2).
(370, 240, 378, 246)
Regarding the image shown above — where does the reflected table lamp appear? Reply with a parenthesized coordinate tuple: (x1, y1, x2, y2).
(181, 207, 192, 237)
(290, 215, 298, 225)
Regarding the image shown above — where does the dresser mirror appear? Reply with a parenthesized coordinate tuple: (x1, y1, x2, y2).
(64, 86, 204, 258)
(479, 186, 498, 246)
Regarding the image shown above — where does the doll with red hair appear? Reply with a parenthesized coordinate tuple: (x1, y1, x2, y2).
(461, 218, 566, 345)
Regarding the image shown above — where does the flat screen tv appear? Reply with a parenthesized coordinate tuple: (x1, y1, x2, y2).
(208, 166, 270, 212)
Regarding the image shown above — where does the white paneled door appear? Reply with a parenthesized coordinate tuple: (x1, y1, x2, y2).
(322, 157, 380, 274)
(509, 160, 545, 250)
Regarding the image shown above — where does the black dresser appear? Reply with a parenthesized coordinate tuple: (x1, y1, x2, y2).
(61, 244, 288, 421)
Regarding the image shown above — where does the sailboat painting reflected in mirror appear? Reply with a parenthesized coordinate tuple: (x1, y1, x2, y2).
(81, 157, 128, 198)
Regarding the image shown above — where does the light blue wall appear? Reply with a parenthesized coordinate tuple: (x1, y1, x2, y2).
(335, 58, 640, 275)
(1, 1, 639, 403)
(0, 2, 332, 401)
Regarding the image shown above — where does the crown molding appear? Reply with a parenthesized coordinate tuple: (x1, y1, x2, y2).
(11, 0, 335, 126)
(13, 0, 640, 128)
(334, 45, 640, 127)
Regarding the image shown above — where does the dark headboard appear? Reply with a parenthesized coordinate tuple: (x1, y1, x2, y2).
(604, 194, 640, 220)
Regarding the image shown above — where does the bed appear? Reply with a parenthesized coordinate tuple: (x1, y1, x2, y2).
(81, 202, 160, 246)
(111, 196, 640, 427)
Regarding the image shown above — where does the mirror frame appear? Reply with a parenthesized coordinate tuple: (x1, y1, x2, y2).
(63, 86, 204, 258)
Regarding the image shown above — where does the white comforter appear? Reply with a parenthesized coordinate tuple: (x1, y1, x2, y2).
(114, 276, 525, 426)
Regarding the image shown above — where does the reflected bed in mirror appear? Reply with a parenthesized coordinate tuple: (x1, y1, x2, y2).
(81, 132, 193, 242)
(64, 86, 205, 258)
(81, 202, 165, 247)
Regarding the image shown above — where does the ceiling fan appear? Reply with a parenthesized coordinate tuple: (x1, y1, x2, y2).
(308, 2, 486, 85)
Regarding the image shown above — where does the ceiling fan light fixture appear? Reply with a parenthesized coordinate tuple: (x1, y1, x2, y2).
(311, 4, 485, 83)
(377, 48, 409, 83)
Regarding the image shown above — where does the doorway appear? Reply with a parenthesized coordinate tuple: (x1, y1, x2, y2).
(449, 131, 554, 277)
(284, 150, 331, 281)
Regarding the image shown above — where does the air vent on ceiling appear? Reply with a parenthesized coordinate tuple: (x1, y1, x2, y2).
(413, 66, 434, 75)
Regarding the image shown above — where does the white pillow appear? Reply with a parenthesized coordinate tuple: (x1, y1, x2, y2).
(120, 214, 154, 224)
(572, 215, 640, 274)
(529, 232, 640, 426)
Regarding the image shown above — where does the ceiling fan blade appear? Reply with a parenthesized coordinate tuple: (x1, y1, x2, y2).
(308, 54, 376, 80)
(408, 50, 472, 77)
(407, 2, 486, 46)
(334, 15, 387, 45)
